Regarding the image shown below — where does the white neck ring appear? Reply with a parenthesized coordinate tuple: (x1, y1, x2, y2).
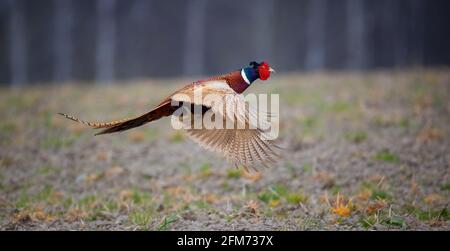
(241, 69, 251, 85)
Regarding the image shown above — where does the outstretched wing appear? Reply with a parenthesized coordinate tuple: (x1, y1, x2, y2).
(171, 80, 280, 170)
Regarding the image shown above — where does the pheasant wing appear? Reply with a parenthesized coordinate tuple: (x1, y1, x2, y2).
(171, 80, 280, 170)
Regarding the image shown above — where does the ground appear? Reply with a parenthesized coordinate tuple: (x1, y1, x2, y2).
(0, 69, 449, 230)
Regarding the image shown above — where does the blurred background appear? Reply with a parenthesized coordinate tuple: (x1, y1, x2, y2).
(1, 0, 450, 86)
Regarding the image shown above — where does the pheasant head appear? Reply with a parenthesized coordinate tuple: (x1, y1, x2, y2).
(241, 61, 276, 84)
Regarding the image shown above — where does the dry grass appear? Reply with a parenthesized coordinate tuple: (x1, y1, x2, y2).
(0, 69, 449, 230)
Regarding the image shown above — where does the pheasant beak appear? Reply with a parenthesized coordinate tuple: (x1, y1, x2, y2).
(269, 67, 276, 73)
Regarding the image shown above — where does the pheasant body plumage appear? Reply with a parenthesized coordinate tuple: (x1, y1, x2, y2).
(60, 61, 279, 171)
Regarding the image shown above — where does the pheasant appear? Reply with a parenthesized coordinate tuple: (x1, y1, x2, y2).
(59, 61, 280, 171)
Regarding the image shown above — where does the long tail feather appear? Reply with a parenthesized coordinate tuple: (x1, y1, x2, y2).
(94, 102, 177, 135)
(94, 115, 150, 135)
(59, 101, 175, 135)
(58, 112, 132, 129)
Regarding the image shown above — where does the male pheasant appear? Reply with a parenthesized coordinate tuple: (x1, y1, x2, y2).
(59, 61, 280, 171)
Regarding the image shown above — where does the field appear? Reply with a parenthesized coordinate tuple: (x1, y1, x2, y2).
(0, 69, 449, 230)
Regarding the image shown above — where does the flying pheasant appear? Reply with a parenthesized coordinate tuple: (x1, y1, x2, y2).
(59, 61, 280, 171)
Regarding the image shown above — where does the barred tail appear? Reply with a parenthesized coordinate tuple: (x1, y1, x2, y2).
(59, 101, 175, 135)
(58, 112, 131, 129)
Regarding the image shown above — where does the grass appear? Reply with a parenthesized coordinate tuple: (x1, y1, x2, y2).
(299, 116, 318, 129)
(370, 190, 391, 200)
(0, 122, 17, 134)
(327, 101, 352, 113)
(15, 192, 31, 209)
(374, 149, 399, 163)
(129, 210, 153, 230)
(0, 122, 18, 143)
(359, 181, 392, 202)
(14, 184, 55, 209)
(36, 166, 60, 175)
(78, 195, 98, 208)
(398, 118, 410, 128)
(359, 216, 376, 228)
(257, 192, 279, 204)
(193, 200, 210, 210)
(297, 115, 325, 141)
(128, 189, 153, 206)
(226, 169, 243, 179)
(408, 207, 449, 221)
(441, 183, 450, 191)
(199, 163, 212, 177)
(258, 185, 308, 206)
(302, 163, 313, 173)
(345, 131, 368, 144)
(41, 134, 78, 149)
(36, 185, 54, 201)
(156, 214, 178, 231)
(360, 215, 407, 229)
(142, 127, 159, 141)
(169, 131, 185, 142)
(330, 185, 341, 195)
(286, 192, 308, 204)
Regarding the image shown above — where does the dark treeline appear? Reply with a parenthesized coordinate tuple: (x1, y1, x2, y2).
(0, 0, 449, 86)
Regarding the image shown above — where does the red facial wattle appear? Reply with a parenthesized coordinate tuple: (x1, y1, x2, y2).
(258, 61, 271, 80)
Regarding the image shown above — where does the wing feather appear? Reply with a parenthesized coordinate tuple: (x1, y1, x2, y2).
(175, 80, 281, 170)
